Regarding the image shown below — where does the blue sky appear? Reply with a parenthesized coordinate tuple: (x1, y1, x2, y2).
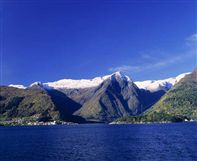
(0, 0, 196, 85)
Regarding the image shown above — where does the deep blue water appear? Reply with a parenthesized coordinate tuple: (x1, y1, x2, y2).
(0, 123, 197, 161)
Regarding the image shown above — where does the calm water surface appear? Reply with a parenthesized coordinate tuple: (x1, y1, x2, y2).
(0, 123, 197, 161)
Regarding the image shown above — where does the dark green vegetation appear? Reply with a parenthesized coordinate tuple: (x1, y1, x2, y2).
(0, 85, 85, 125)
(116, 69, 197, 123)
(0, 86, 57, 122)
(115, 113, 190, 123)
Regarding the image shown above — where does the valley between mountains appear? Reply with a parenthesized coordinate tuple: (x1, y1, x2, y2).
(0, 69, 196, 125)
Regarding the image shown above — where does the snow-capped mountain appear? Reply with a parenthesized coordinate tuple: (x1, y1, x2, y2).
(3, 70, 194, 123)
(135, 72, 190, 92)
(8, 71, 189, 92)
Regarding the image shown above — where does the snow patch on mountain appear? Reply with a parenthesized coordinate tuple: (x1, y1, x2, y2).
(9, 84, 26, 89)
(134, 72, 190, 92)
(8, 71, 189, 91)
(30, 81, 43, 87)
(44, 72, 130, 89)
(30, 81, 53, 90)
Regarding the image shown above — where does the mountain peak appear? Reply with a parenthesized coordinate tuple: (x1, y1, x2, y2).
(111, 71, 125, 76)
(113, 71, 122, 75)
(111, 71, 131, 82)
(30, 81, 43, 87)
(30, 81, 52, 90)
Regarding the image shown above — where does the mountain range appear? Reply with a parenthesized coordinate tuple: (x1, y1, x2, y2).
(0, 69, 196, 124)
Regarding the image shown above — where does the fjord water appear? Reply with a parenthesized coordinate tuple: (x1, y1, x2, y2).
(0, 123, 196, 161)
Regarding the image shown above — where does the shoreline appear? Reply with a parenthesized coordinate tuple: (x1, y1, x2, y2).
(0, 120, 78, 126)
(109, 120, 197, 125)
(1, 120, 197, 127)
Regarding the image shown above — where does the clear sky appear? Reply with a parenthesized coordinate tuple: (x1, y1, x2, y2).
(0, 0, 196, 85)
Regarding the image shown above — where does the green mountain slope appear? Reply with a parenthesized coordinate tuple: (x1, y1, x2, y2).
(0, 86, 58, 122)
(0, 86, 84, 123)
(115, 69, 197, 123)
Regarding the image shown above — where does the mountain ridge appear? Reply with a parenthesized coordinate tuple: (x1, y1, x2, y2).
(135, 72, 190, 92)
(8, 71, 188, 93)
